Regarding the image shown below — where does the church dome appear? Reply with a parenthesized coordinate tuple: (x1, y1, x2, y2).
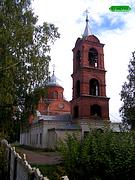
(47, 70, 61, 87)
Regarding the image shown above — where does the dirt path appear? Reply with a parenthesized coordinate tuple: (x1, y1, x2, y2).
(16, 147, 62, 165)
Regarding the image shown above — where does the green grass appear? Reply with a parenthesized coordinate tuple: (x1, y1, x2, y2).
(31, 164, 66, 180)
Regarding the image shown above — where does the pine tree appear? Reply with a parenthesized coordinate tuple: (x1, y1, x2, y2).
(120, 51, 135, 130)
(0, 0, 60, 141)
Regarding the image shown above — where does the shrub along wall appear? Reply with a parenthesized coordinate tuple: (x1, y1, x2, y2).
(59, 130, 135, 180)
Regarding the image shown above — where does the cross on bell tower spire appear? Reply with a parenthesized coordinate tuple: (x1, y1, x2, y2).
(85, 9, 89, 21)
(83, 9, 92, 37)
(52, 64, 56, 75)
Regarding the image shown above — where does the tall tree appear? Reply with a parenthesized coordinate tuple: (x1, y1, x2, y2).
(120, 51, 135, 130)
(0, 0, 60, 141)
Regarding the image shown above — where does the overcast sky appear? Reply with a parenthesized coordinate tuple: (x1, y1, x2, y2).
(32, 0, 135, 122)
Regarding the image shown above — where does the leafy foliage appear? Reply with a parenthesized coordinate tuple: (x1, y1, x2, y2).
(21, 87, 48, 127)
(0, 0, 60, 141)
(120, 51, 135, 130)
(0, 134, 8, 179)
(59, 130, 135, 180)
(0, 145, 6, 179)
(32, 164, 66, 180)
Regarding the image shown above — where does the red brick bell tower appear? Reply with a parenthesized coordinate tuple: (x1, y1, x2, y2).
(71, 13, 109, 125)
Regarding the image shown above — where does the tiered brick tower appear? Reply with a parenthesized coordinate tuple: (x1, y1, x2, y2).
(71, 14, 110, 126)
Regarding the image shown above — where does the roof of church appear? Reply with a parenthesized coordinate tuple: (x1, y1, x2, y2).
(48, 124, 81, 131)
(32, 114, 72, 124)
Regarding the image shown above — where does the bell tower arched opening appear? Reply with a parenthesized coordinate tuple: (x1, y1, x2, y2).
(88, 48, 98, 67)
(89, 79, 100, 96)
(75, 80, 80, 98)
(76, 50, 81, 69)
(90, 104, 102, 118)
(73, 106, 79, 118)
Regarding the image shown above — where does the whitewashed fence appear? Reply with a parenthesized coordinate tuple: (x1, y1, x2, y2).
(1, 139, 69, 180)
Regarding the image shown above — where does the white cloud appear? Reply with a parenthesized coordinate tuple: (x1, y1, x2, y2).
(32, 0, 135, 122)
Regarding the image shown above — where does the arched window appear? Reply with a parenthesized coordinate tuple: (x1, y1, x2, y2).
(75, 80, 80, 98)
(73, 106, 79, 118)
(53, 91, 58, 99)
(89, 79, 99, 96)
(59, 92, 63, 99)
(90, 104, 102, 118)
(76, 50, 81, 69)
(88, 48, 98, 67)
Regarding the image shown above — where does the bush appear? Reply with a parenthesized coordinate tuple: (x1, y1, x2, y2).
(0, 137, 8, 180)
(59, 130, 135, 180)
(31, 164, 66, 180)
